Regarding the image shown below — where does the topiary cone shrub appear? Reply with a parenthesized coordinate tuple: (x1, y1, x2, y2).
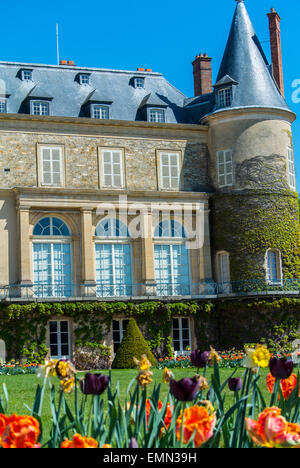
(112, 318, 156, 369)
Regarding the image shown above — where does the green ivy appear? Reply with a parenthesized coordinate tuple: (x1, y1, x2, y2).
(212, 189, 300, 280)
(0, 297, 299, 360)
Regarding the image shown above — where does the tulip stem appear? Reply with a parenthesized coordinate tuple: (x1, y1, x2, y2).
(179, 402, 186, 448)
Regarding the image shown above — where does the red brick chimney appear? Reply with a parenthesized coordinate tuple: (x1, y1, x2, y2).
(267, 8, 284, 97)
(192, 53, 213, 96)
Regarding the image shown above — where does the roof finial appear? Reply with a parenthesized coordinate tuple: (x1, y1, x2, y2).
(235, 0, 244, 3)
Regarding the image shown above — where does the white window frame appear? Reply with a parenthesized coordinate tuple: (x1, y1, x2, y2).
(0, 99, 7, 113)
(149, 108, 165, 123)
(99, 148, 125, 188)
(32, 238, 73, 298)
(158, 151, 181, 190)
(112, 319, 129, 354)
(287, 146, 296, 190)
(134, 77, 144, 89)
(217, 87, 232, 108)
(217, 149, 233, 187)
(49, 320, 71, 359)
(266, 249, 283, 285)
(91, 104, 109, 120)
(22, 69, 33, 81)
(39, 146, 64, 187)
(31, 100, 50, 116)
(79, 74, 90, 85)
(172, 317, 191, 353)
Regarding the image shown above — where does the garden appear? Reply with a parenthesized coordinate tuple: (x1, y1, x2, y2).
(0, 318, 299, 449)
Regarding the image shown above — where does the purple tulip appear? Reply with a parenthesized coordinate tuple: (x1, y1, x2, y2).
(190, 350, 210, 368)
(80, 373, 110, 395)
(269, 357, 294, 380)
(170, 377, 200, 402)
(129, 437, 138, 448)
(228, 377, 242, 392)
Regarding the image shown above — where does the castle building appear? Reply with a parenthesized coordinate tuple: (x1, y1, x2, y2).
(0, 0, 299, 360)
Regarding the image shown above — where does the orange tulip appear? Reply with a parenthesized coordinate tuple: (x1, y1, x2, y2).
(145, 398, 172, 430)
(61, 433, 98, 448)
(245, 407, 300, 448)
(266, 373, 299, 400)
(0, 414, 40, 448)
(176, 403, 216, 448)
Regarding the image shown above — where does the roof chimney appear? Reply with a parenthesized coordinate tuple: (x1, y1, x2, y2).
(192, 53, 213, 96)
(267, 8, 284, 97)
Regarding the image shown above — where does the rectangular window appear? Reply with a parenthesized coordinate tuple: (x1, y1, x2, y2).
(0, 100, 7, 113)
(217, 88, 232, 108)
(22, 70, 32, 81)
(92, 105, 109, 120)
(172, 318, 191, 352)
(267, 250, 282, 285)
(32, 101, 49, 116)
(95, 243, 132, 297)
(217, 150, 233, 187)
(287, 147, 296, 189)
(112, 319, 129, 354)
(134, 77, 144, 89)
(49, 320, 70, 359)
(100, 149, 124, 188)
(159, 152, 180, 190)
(149, 108, 165, 123)
(80, 74, 90, 85)
(40, 147, 63, 186)
(154, 244, 190, 296)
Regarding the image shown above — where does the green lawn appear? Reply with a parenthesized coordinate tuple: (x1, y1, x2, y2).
(0, 367, 271, 441)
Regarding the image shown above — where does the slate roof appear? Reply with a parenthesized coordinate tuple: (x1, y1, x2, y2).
(0, 1, 293, 125)
(213, 0, 290, 112)
(0, 62, 190, 123)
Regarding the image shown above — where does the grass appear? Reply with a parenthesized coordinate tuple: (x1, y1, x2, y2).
(0, 367, 271, 441)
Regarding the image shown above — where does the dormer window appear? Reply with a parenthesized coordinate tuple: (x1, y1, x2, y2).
(92, 104, 109, 120)
(31, 101, 50, 116)
(0, 100, 7, 113)
(22, 69, 33, 81)
(149, 108, 165, 123)
(134, 77, 144, 89)
(217, 87, 232, 108)
(79, 74, 90, 85)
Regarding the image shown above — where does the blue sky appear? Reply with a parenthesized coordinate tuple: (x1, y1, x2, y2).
(2, 0, 300, 187)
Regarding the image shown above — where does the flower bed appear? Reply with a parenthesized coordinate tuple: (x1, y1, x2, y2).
(0, 345, 299, 448)
(0, 362, 40, 376)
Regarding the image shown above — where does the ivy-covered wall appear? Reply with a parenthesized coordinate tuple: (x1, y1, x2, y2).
(0, 298, 299, 361)
(211, 190, 300, 281)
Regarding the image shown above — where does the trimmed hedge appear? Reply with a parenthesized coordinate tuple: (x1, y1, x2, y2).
(112, 318, 156, 369)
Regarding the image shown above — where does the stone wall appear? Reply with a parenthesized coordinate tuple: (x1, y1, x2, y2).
(0, 117, 210, 192)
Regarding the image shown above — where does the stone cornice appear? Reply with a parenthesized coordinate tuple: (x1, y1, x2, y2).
(0, 113, 208, 136)
(201, 106, 296, 125)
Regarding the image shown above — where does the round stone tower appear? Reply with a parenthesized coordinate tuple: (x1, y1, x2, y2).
(203, 0, 300, 288)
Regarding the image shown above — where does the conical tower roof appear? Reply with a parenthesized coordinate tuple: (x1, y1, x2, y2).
(215, 0, 290, 112)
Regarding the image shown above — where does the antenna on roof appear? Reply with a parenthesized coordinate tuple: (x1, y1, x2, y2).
(56, 23, 60, 65)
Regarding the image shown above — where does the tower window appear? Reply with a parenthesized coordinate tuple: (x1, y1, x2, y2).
(217, 150, 233, 187)
(266, 249, 282, 285)
(217, 87, 232, 108)
(287, 146, 296, 189)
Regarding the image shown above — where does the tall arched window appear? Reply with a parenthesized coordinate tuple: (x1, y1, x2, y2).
(154, 219, 190, 296)
(95, 218, 132, 297)
(266, 249, 282, 285)
(216, 251, 230, 293)
(33, 217, 73, 297)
